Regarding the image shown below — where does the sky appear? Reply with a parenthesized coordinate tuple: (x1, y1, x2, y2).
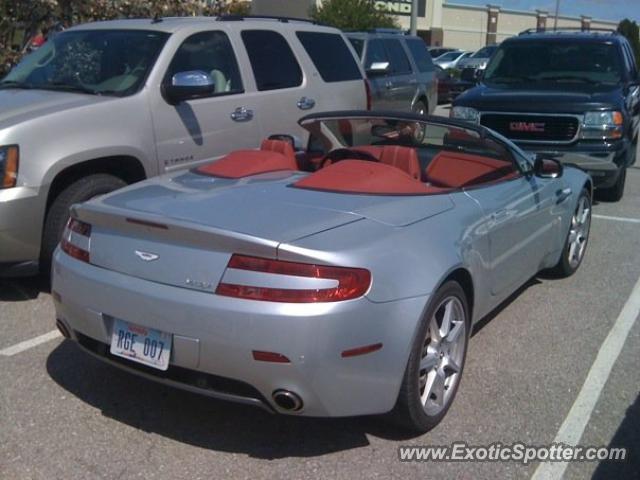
(447, 0, 640, 22)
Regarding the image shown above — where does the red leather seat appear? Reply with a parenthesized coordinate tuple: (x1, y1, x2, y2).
(425, 151, 518, 188)
(261, 139, 297, 163)
(378, 145, 421, 180)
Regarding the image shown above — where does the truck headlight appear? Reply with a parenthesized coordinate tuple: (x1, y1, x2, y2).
(451, 106, 480, 124)
(581, 111, 624, 140)
(0, 146, 19, 188)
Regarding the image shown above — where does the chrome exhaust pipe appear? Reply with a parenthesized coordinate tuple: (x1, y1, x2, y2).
(272, 389, 303, 412)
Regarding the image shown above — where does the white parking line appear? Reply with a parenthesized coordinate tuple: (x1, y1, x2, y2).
(531, 274, 640, 480)
(593, 214, 640, 224)
(0, 330, 62, 356)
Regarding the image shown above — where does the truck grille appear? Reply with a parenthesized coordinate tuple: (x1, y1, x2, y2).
(460, 67, 478, 82)
(480, 113, 580, 143)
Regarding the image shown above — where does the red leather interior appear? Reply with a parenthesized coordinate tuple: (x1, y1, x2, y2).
(425, 151, 518, 188)
(378, 145, 421, 180)
(197, 149, 298, 178)
(293, 160, 445, 195)
(260, 139, 296, 162)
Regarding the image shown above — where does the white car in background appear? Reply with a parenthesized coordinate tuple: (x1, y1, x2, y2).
(434, 50, 471, 70)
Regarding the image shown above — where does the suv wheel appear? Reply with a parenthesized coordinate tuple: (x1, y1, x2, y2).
(598, 166, 626, 202)
(412, 100, 428, 117)
(41, 174, 126, 276)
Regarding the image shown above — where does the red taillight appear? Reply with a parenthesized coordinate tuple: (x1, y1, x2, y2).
(216, 254, 371, 303)
(364, 79, 372, 111)
(252, 350, 291, 363)
(61, 217, 91, 263)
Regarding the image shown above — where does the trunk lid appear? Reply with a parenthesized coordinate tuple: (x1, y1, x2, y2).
(75, 170, 452, 290)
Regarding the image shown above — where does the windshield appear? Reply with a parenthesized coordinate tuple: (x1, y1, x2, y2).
(2, 30, 169, 96)
(483, 41, 623, 86)
(437, 51, 463, 61)
(471, 46, 497, 58)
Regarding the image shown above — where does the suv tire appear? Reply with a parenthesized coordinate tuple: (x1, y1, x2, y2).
(598, 166, 626, 202)
(41, 174, 126, 276)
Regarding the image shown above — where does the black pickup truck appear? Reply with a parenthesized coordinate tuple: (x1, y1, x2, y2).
(452, 29, 640, 201)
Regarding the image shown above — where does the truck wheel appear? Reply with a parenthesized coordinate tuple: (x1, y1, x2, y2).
(597, 167, 626, 202)
(41, 174, 126, 276)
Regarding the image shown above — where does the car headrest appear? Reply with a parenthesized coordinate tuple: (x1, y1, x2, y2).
(261, 139, 296, 163)
(378, 145, 421, 180)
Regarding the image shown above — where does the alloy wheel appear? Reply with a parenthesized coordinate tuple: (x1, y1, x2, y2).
(418, 296, 467, 416)
(567, 194, 591, 268)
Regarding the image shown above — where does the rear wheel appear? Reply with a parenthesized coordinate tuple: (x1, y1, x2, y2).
(41, 174, 126, 276)
(390, 281, 470, 433)
(549, 188, 591, 278)
(597, 167, 626, 202)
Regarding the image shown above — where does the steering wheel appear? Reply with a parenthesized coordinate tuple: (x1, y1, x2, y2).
(320, 148, 378, 169)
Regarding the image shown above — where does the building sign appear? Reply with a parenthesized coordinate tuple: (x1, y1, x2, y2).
(374, 0, 426, 17)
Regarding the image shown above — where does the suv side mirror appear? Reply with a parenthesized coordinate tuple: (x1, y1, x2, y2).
(164, 70, 215, 104)
(366, 61, 390, 77)
(533, 155, 563, 179)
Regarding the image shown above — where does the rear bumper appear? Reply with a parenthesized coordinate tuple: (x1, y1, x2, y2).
(52, 248, 428, 417)
(0, 186, 46, 272)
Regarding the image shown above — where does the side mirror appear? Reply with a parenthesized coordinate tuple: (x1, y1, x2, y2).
(533, 155, 563, 178)
(366, 61, 390, 77)
(163, 70, 215, 104)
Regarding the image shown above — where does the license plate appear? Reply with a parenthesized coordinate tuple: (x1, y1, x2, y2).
(110, 319, 172, 371)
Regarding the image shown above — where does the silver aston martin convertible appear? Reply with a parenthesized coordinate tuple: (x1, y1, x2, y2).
(52, 111, 592, 432)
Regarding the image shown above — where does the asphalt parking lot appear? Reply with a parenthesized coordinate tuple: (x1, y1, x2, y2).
(1, 107, 639, 480)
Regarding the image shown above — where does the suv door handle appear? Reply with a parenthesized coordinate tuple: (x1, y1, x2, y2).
(296, 97, 316, 110)
(230, 107, 253, 122)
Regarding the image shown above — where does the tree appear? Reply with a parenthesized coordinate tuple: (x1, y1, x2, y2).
(617, 18, 640, 68)
(310, 0, 399, 31)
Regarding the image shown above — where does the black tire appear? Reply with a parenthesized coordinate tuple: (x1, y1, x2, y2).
(597, 167, 626, 202)
(548, 188, 591, 278)
(40, 174, 126, 275)
(412, 100, 428, 117)
(390, 280, 470, 433)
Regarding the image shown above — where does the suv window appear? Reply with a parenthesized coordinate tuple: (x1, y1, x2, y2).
(364, 39, 388, 69)
(166, 31, 243, 95)
(296, 32, 362, 82)
(348, 38, 365, 58)
(383, 39, 413, 74)
(405, 38, 434, 73)
(621, 41, 638, 80)
(241, 30, 302, 91)
(484, 41, 623, 85)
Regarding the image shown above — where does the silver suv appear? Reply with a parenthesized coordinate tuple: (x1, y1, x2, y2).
(346, 30, 437, 115)
(0, 16, 367, 276)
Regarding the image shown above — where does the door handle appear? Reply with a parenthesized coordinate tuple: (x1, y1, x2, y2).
(230, 107, 253, 122)
(556, 187, 572, 203)
(296, 96, 316, 110)
(491, 209, 510, 222)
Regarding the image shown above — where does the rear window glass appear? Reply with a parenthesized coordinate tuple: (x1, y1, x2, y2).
(383, 39, 412, 74)
(406, 38, 434, 73)
(297, 32, 362, 82)
(241, 30, 302, 91)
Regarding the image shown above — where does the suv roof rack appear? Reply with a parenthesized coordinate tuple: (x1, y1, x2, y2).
(216, 14, 323, 25)
(368, 28, 407, 34)
(519, 27, 618, 35)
